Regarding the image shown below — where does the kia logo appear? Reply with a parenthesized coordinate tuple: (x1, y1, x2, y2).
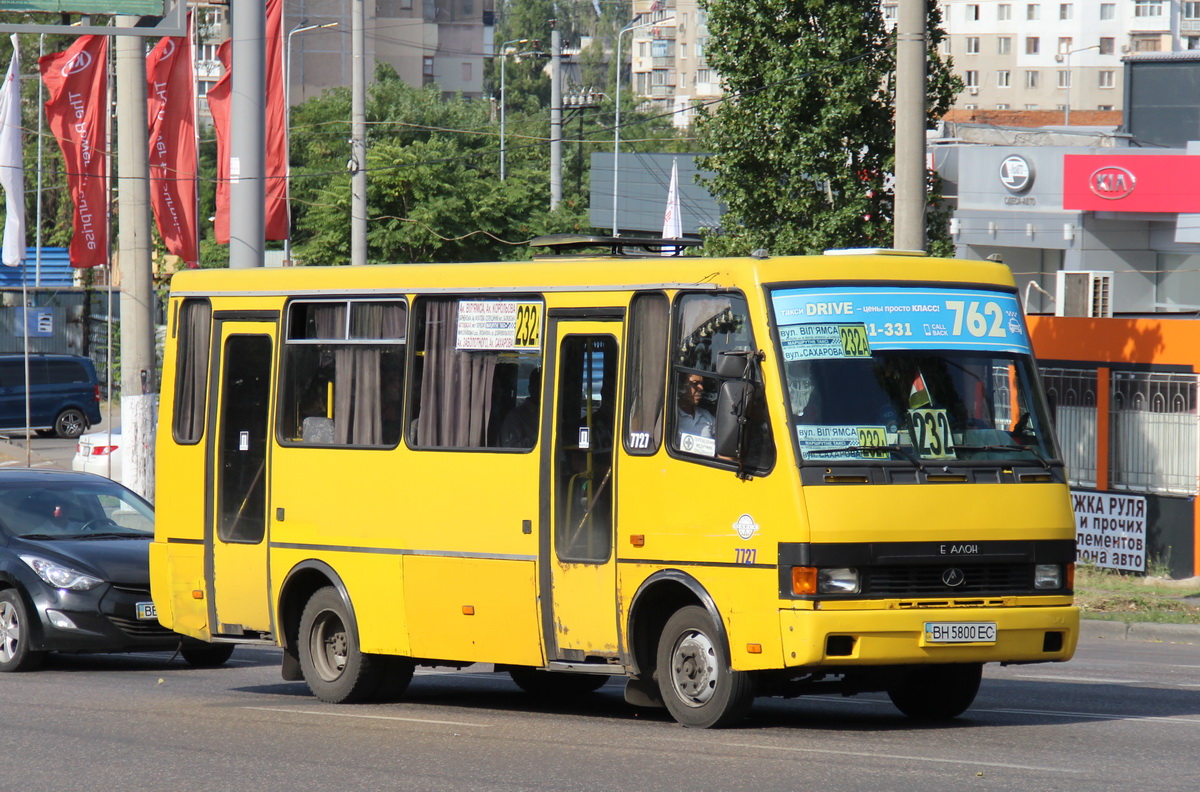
(942, 568, 965, 587)
(1089, 166, 1136, 200)
(61, 50, 93, 76)
(999, 155, 1034, 193)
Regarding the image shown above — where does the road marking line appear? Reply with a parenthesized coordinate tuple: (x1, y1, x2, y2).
(1009, 674, 1138, 684)
(243, 706, 486, 727)
(977, 706, 1200, 725)
(721, 742, 1079, 773)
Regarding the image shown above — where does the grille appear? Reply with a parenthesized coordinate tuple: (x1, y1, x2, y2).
(109, 614, 176, 638)
(865, 563, 1032, 596)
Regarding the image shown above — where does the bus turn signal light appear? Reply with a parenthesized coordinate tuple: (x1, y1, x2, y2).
(630, 535, 645, 547)
(792, 567, 818, 596)
(462, 605, 475, 616)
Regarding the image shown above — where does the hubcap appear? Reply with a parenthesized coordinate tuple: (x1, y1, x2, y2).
(669, 628, 718, 707)
(310, 610, 348, 682)
(0, 601, 21, 664)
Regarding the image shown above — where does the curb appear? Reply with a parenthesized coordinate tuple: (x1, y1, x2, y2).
(1081, 617, 1200, 645)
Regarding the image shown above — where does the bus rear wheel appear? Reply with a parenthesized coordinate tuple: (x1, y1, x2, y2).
(655, 605, 754, 728)
(298, 586, 384, 703)
(886, 663, 983, 721)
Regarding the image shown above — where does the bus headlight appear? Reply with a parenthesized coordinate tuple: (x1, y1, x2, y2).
(1034, 563, 1063, 590)
(818, 567, 860, 595)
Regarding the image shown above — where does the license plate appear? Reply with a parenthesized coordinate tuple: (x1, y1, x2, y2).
(924, 621, 996, 644)
(135, 601, 158, 621)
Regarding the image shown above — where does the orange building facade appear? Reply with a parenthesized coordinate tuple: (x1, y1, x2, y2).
(1030, 315, 1199, 578)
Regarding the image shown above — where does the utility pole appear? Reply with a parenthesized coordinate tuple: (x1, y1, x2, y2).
(351, 0, 367, 264)
(894, 0, 927, 251)
(230, 0, 266, 269)
(115, 17, 156, 500)
(549, 22, 562, 210)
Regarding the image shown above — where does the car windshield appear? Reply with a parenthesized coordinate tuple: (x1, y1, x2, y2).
(0, 479, 154, 539)
(771, 283, 1060, 466)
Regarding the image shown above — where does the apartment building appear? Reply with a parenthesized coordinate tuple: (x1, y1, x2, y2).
(926, 0, 1200, 120)
(194, 0, 495, 118)
(627, 0, 720, 128)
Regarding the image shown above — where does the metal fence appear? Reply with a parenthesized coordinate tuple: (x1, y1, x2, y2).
(1109, 370, 1200, 496)
(1040, 366, 1098, 488)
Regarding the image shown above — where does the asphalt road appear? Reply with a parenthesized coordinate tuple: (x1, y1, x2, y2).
(3, 633, 1199, 792)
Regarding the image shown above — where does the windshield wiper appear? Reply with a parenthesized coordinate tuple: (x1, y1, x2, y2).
(75, 531, 149, 540)
(955, 444, 1052, 470)
(16, 533, 64, 541)
(805, 444, 927, 471)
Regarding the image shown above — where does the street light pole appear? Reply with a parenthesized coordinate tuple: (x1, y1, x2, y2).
(499, 38, 529, 182)
(612, 16, 653, 236)
(285, 20, 337, 264)
(1056, 44, 1100, 126)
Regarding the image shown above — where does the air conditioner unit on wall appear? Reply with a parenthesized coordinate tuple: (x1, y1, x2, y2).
(1055, 271, 1113, 318)
(968, 86, 979, 95)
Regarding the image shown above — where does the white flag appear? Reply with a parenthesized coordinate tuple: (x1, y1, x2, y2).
(0, 35, 24, 267)
(661, 157, 681, 256)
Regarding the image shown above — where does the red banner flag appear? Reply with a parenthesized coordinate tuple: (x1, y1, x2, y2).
(207, 39, 231, 244)
(265, 0, 288, 240)
(40, 36, 108, 269)
(147, 30, 199, 267)
(209, 0, 289, 246)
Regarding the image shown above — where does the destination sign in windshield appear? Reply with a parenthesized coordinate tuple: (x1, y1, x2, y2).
(772, 286, 1032, 356)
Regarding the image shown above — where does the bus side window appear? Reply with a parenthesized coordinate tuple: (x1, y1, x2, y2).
(623, 292, 668, 455)
(279, 299, 406, 448)
(173, 298, 211, 444)
(671, 292, 774, 471)
(408, 297, 544, 450)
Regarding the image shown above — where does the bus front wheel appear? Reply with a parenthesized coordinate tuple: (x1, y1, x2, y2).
(886, 663, 983, 720)
(655, 605, 754, 728)
(298, 586, 384, 703)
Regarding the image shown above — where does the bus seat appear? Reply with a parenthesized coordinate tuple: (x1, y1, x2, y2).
(302, 417, 335, 444)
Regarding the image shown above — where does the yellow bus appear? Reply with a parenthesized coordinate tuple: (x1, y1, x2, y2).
(150, 240, 1078, 728)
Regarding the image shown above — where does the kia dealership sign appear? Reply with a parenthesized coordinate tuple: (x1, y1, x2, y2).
(1064, 154, 1200, 212)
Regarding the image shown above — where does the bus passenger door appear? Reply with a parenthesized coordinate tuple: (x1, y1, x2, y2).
(208, 318, 276, 637)
(542, 319, 620, 662)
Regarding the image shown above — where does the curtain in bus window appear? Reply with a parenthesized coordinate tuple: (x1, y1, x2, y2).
(676, 295, 751, 371)
(416, 300, 497, 447)
(310, 302, 404, 446)
(174, 299, 211, 443)
(623, 293, 668, 454)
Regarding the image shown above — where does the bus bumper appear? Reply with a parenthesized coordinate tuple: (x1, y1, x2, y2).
(778, 605, 1079, 668)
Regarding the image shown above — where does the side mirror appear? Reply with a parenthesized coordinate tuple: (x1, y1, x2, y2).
(716, 349, 752, 379)
(715, 379, 754, 458)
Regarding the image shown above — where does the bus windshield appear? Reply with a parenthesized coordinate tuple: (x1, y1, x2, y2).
(770, 284, 1059, 466)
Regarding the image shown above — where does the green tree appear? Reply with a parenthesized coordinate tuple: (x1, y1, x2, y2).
(289, 64, 589, 264)
(694, 0, 961, 256)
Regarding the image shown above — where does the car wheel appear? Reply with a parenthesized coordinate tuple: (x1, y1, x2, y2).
(655, 605, 754, 728)
(508, 666, 609, 697)
(180, 642, 236, 668)
(0, 589, 45, 672)
(53, 408, 87, 439)
(297, 586, 384, 703)
(886, 663, 983, 721)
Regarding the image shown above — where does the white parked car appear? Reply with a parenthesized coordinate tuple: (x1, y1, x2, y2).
(71, 426, 122, 479)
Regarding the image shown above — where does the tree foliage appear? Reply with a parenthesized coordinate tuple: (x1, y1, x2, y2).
(695, 0, 961, 256)
(289, 64, 590, 264)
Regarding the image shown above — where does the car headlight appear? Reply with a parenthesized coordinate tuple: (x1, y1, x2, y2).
(1034, 563, 1063, 590)
(20, 555, 104, 591)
